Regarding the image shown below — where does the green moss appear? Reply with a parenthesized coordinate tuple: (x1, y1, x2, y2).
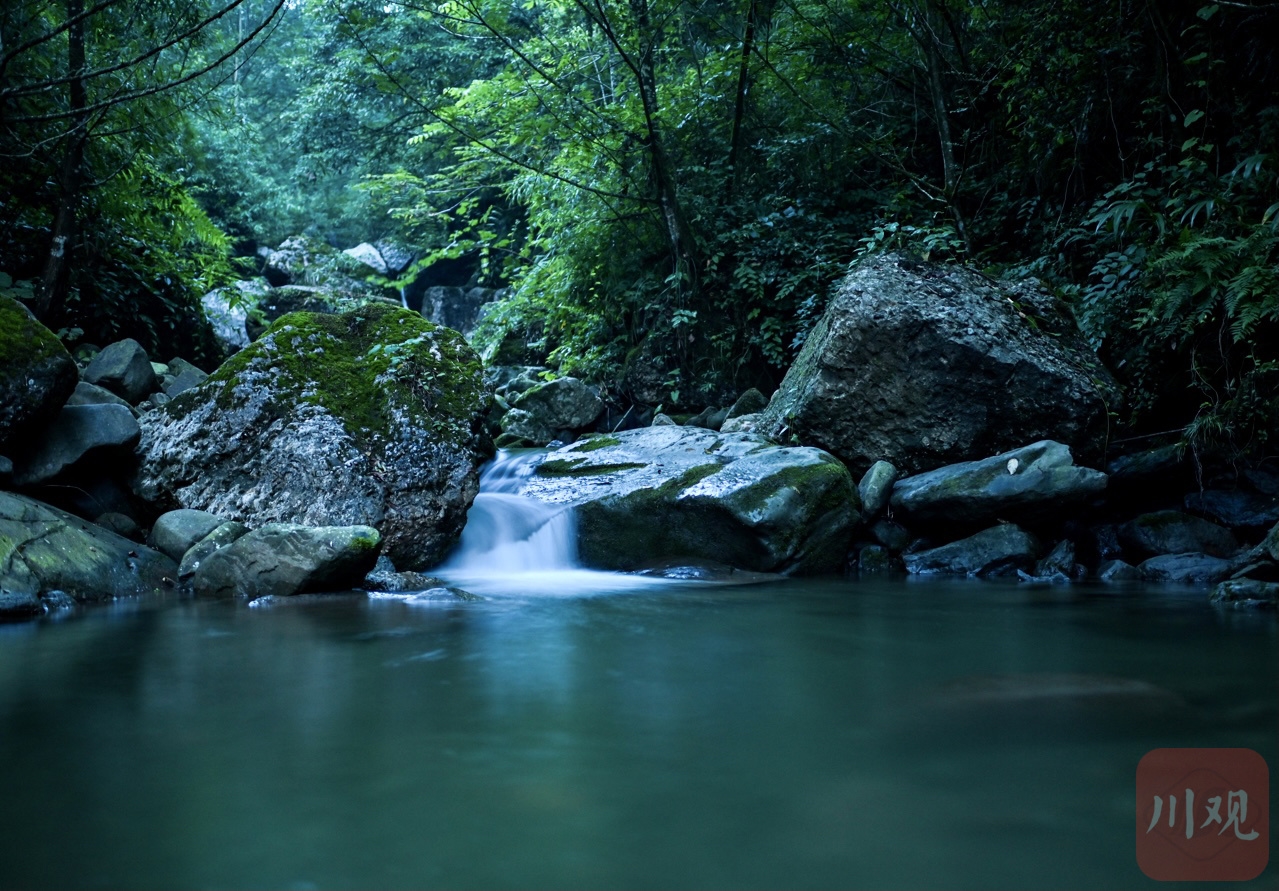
(727, 460, 853, 517)
(198, 304, 486, 448)
(537, 459, 646, 477)
(0, 296, 66, 366)
(569, 434, 622, 452)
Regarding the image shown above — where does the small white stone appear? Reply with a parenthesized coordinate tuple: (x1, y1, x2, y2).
(1007, 458, 1019, 474)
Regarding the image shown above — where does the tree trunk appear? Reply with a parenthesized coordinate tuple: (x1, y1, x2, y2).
(627, 0, 699, 298)
(35, 0, 88, 319)
(920, 2, 971, 253)
(726, 0, 759, 199)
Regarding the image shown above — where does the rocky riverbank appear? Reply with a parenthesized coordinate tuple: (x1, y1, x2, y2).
(3, 253, 1277, 621)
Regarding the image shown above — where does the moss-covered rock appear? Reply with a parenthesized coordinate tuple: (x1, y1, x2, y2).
(0, 295, 78, 454)
(520, 426, 859, 574)
(134, 304, 490, 569)
(0, 492, 176, 608)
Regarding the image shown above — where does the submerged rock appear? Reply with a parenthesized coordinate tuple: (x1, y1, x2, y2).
(0, 295, 78, 454)
(0, 492, 176, 606)
(757, 253, 1119, 474)
(193, 523, 381, 599)
(902, 524, 1040, 577)
(133, 304, 490, 569)
(1210, 579, 1278, 609)
(890, 440, 1106, 530)
(519, 427, 859, 574)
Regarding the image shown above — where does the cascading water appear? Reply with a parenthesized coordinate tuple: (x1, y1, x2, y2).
(434, 450, 670, 596)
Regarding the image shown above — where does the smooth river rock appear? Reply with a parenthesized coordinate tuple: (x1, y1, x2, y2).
(519, 427, 859, 575)
(902, 524, 1041, 577)
(148, 509, 227, 562)
(890, 440, 1107, 530)
(193, 523, 382, 599)
(1138, 553, 1232, 585)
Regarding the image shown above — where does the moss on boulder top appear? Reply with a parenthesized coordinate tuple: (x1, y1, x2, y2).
(135, 304, 490, 569)
(0, 295, 78, 454)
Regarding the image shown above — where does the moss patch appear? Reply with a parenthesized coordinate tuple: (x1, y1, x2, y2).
(537, 459, 647, 477)
(0, 296, 66, 367)
(569, 434, 622, 452)
(194, 303, 485, 447)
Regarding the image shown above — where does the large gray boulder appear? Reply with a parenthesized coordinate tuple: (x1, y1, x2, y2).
(82, 338, 158, 404)
(0, 295, 78, 454)
(133, 304, 490, 569)
(902, 524, 1041, 577)
(1118, 510, 1239, 560)
(519, 427, 859, 574)
(0, 492, 176, 605)
(890, 440, 1107, 530)
(758, 254, 1120, 475)
(11, 404, 140, 487)
(192, 523, 381, 599)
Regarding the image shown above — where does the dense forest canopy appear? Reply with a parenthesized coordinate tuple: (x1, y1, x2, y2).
(3, 0, 1277, 458)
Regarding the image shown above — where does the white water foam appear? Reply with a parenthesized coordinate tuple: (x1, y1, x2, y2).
(434, 450, 671, 597)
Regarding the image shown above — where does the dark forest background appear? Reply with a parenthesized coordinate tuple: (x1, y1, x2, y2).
(3, 0, 1277, 459)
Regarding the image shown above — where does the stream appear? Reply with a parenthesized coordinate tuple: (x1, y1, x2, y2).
(0, 452, 1274, 889)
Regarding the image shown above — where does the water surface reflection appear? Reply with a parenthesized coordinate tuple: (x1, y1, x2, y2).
(0, 578, 1274, 889)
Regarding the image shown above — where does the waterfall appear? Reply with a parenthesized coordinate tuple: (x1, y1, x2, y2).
(434, 450, 669, 596)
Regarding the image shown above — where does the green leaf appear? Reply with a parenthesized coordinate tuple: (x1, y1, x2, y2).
(1183, 109, 1205, 127)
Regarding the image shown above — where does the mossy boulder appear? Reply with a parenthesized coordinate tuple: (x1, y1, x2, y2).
(133, 304, 490, 569)
(0, 492, 176, 608)
(520, 427, 859, 574)
(0, 295, 78, 454)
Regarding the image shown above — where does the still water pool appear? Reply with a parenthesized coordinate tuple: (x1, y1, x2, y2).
(0, 577, 1274, 889)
